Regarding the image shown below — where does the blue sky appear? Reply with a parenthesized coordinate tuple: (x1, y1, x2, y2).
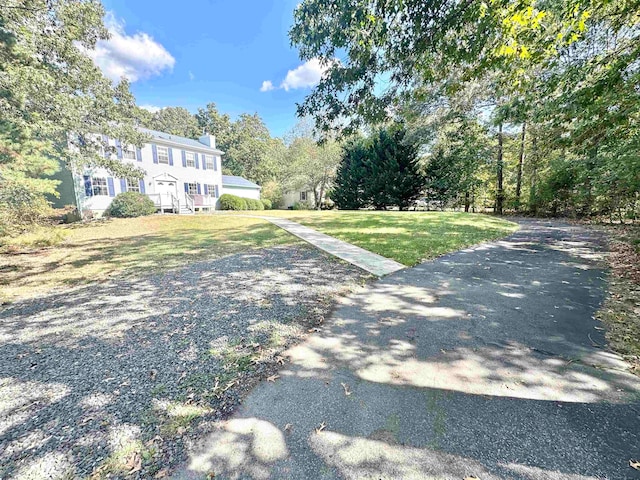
(96, 0, 321, 137)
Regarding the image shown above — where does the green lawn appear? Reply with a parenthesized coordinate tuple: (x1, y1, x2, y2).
(1, 211, 518, 302)
(254, 210, 519, 266)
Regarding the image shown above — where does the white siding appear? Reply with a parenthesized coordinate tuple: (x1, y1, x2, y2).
(74, 135, 224, 215)
(282, 190, 314, 209)
(221, 186, 261, 200)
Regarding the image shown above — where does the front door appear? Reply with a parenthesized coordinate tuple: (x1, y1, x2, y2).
(155, 180, 177, 208)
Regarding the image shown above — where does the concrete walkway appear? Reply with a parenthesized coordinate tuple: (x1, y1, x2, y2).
(175, 219, 640, 480)
(259, 217, 405, 277)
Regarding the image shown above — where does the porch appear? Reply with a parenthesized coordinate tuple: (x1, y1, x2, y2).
(147, 193, 217, 214)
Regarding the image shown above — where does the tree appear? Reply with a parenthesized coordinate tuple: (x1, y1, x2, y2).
(332, 125, 425, 210)
(331, 137, 368, 209)
(1, 0, 147, 232)
(148, 107, 200, 138)
(286, 136, 342, 209)
(224, 114, 271, 180)
(365, 127, 425, 210)
(425, 117, 492, 211)
(289, 0, 588, 134)
(195, 102, 233, 148)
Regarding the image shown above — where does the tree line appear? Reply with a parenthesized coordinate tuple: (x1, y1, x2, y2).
(289, 0, 640, 219)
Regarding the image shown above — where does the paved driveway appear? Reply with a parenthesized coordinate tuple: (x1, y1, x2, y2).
(177, 220, 640, 480)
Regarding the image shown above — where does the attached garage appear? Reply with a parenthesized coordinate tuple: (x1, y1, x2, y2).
(221, 175, 261, 200)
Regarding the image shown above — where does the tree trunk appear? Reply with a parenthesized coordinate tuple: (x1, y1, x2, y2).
(317, 183, 325, 210)
(515, 122, 526, 211)
(529, 135, 538, 216)
(464, 191, 470, 212)
(495, 123, 504, 215)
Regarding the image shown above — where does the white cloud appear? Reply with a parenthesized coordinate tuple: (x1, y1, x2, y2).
(280, 58, 330, 91)
(140, 105, 162, 113)
(188, 71, 195, 81)
(260, 80, 275, 92)
(87, 13, 175, 83)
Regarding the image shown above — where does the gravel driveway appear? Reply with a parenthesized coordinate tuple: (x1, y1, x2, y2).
(0, 244, 369, 479)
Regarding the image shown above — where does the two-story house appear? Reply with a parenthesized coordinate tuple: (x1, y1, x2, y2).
(55, 128, 261, 216)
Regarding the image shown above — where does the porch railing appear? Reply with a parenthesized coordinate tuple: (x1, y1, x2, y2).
(148, 193, 179, 213)
(185, 193, 194, 213)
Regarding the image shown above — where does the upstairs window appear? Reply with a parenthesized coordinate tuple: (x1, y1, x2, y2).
(185, 152, 196, 168)
(92, 177, 109, 196)
(126, 178, 140, 192)
(123, 149, 136, 160)
(157, 146, 169, 164)
(204, 155, 215, 170)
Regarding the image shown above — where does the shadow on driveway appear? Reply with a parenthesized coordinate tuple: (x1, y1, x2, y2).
(177, 220, 640, 480)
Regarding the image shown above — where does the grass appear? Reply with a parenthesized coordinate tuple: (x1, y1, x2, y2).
(0, 211, 518, 302)
(254, 210, 519, 266)
(0, 215, 296, 302)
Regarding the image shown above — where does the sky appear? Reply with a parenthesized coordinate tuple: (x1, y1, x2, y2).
(96, 0, 327, 138)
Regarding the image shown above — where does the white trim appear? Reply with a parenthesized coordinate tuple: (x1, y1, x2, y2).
(147, 137, 224, 156)
(152, 172, 179, 181)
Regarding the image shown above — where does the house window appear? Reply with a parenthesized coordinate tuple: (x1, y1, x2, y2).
(186, 183, 197, 195)
(157, 146, 169, 164)
(185, 152, 196, 168)
(92, 177, 109, 196)
(204, 155, 215, 170)
(205, 184, 216, 196)
(123, 149, 136, 160)
(126, 178, 140, 192)
(300, 191, 307, 201)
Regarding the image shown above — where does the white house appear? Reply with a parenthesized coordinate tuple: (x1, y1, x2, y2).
(60, 128, 260, 216)
(282, 189, 315, 209)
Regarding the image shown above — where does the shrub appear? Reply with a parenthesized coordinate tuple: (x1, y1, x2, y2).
(261, 199, 272, 210)
(249, 199, 264, 210)
(292, 201, 310, 210)
(219, 194, 247, 210)
(106, 192, 156, 218)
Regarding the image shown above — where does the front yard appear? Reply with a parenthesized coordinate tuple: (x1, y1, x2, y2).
(252, 210, 519, 265)
(0, 215, 296, 303)
(0, 211, 518, 478)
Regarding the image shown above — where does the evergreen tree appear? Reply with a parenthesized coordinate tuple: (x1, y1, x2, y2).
(364, 127, 425, 211)
(332, 138, 368, 209)
(332, 126, 425, 210)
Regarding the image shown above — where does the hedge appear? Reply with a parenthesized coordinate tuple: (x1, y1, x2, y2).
(261, 199, 272, 210)
(106, 192, 156, 218)
(219, 194, 247, 210)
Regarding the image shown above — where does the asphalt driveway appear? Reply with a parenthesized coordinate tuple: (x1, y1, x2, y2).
(176, 220, 640, 480)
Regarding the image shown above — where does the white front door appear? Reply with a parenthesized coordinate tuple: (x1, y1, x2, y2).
(155, 180, 177, 206)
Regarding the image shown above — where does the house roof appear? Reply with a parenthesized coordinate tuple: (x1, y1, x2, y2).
(138, 127, 223, 154)
(222, 175, 261, 189)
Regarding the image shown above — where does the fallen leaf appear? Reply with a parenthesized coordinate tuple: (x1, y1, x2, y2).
(154, 468, 169, 478)
(275, 356, 286, 365)
(630, 460, 640, 471)
(340, 382, 352, 396)
(125, 451, 142, 474)
(315, 421, 326, 434)
(267, 374, 279, 382)
(284, 423, 293, 433)
(463, 476, 480, 480)
(149, 369, 158, 380)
